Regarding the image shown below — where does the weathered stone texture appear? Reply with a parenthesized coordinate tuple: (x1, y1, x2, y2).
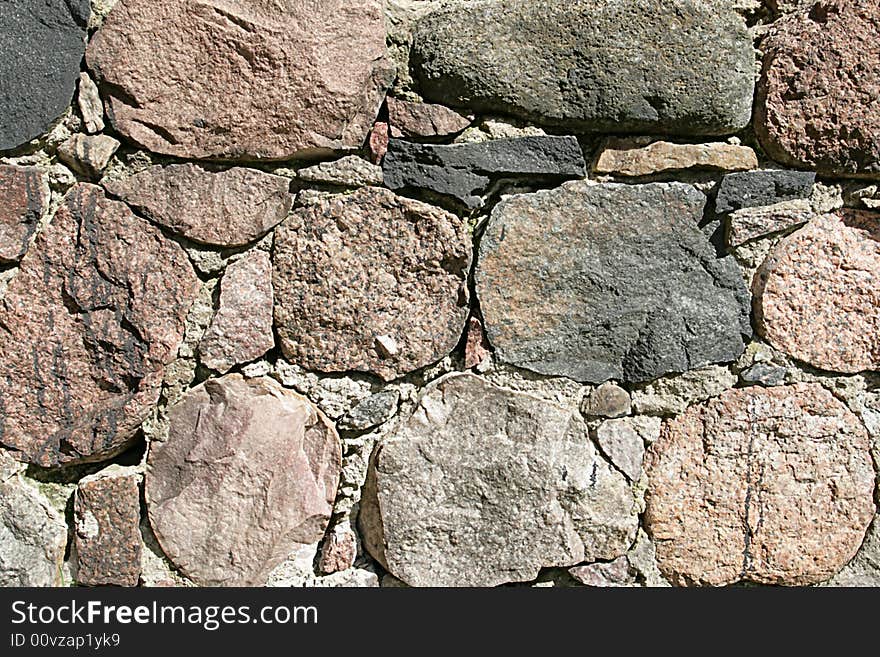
(727, 201, 815, 248)
(77, 72, 105, 134)
(147, 374, 342, 586)
(103, 164, 292, 247)
(387, 97, 471, 138)
(645, 384, 875, 586)
(753, 210, 880, 373)
(360, 374, 638, 587)
(274, 187, 471, 381)
(0, 184, 199, 467)
(297, 156, 383, 187)
(86, 0, 394, 160)
(756, 1, 880, 178)
(412, 0, 754, 135)
(716, 170, 816, 214)
(476, 181, 751, 384)
(0, 0, 89, 150)
(0, 164, 50, 262)
(57, 134, 121, 179)
(594, 139, 757, 177)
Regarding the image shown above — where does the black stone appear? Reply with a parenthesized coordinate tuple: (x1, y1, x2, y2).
(382, 136, 586, 209)
(715, 170, 816, 214)
(0, 0, 90, 151)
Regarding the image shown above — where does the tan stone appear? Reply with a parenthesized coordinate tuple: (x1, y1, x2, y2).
(594, 139, 758, 177)
(727, 200, 815, 247)
(57, 134, 120, 178)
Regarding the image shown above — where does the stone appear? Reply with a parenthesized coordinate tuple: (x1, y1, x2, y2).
(387, 97, 472, 138)
(464, 317, 491, 369)
(0, 0, 89, 151)
(582, 383, 632, 419)
(716, 170, 816, 214)
(146, 374, 342, 587)
(274, 187, 471, 381)
(827, 519, 880, 587)
(0, 164, 50, 262)
(297, 156, 383, 187)
(199, 251, 274, 374)
(753, 210, 880, 373)
(0, 473, 68, 586)
(645, 383, 875, 586)
(383, 136, 586, 209)
(86, 0, 393, 160)
(103, 164, 293, 247)
(631, 365, 738, 415)
(338, 391, 400, 432)
(569, 557, 634, 587)
(369, 121, 390, 164)
(0, 184, 199, 467)
(595, 419, 647, 482)
(476, 181, 751, 384)
(412, 0, 754, 136)
(57, 134, 121, 179)
(77, 72, 105, 134)
(727, 201, 815, 247)
(755, 1, 880, 178)
(319, 524, 358, 575)
(74, 467, 142, 587)
(739, 363, 787, 387)
(360, 373, 638, 587)
(594, 139, 757, 178)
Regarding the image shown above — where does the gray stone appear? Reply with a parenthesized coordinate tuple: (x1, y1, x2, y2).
(582, 383, 632, 419)
(716, 170, 816, 214)
(77, 72, 104, 134)
(360, 373, 638, 587)
(631, 365, 738, 415)
(740, 363, 787, 387)
(827, 519, 880, 587)
(338, 391, 400, 432)
(727, 201, 815, 247)
(595, 419, 647, 482)
(412, 0, 754, 136)
(476, 181, 751, 384)
(297, 156, 383, 187)
(0, 0, 90, 150)
(383, 136, 586, 209)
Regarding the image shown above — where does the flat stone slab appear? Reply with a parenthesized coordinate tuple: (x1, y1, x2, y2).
(0, 164, 50, 262)
(594, 139, 758, 177)
(476, 181, 751, 384)
(715, 169, 816, 215)
(360, 373, 638, 586)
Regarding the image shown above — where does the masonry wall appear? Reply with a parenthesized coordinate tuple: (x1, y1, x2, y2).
(0, 0, 878, 588)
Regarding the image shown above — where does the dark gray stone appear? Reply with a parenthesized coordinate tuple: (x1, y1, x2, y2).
(0, 0, 90, 151)
(739, 363, 787, 387)
(338, 391, 400, 432)
(715, 170, 816, 214)
(382, 136, 586, 209)
(476, 181, 752, 384)
(412, 0, 754, 136)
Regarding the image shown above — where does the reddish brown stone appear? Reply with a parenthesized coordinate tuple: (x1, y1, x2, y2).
(199, 250, 274, 373)
(645, 384, 875, 586)
(753, 210, 880, 373)
(74, 468, 142, 587)
(0, 184, 199, 467)
(319, 524, 358, 575)
(0, 164, 49, 262)
(146, 374, 342, 586)
(86, 0, 393, 160)
(273, 187, 471, 381)
(756, 1, 880, 178)
(369, 121, 390, 164)
(464, 317, 491, 369)
(387, 98, 471, 138)
(103, 164, 292, 247)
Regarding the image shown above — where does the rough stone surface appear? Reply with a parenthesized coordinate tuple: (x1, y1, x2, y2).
(383, 136, 586, 209)
(274, 187, 471, 381)
(631, 366, 738, 415)
(0, 0, 89, 151)
(0, 184, 199, 467)
(476, 181, 751, 384)
(645, 384, 875, 586)
(360, 373, 638, 587)
(369, 121, 390, 164)
(569, 557, 634, 587)
(387, 97, 471, 138)
(74, 468, 142, 587)
(827, 519, 880, 587)
(0, 472, 68, 586)
(727, 201, 815, 247)
(86, 0, 394, 160)
(104, 163, 293, 248)
(338, 391, 400, 432)
(297, 156, 383, 187)
(582, 383, 632, 419)
(596, 419, 647, 482)
(464, 317, 491, 369)
(147, 374, 342, 587)
(412, 0, 754, 135)
(756, 1, 880, 178)
(57, 134, 121, 179)
(594, 139, 757, 177)
(319, 524, 358, 575)
(0, 164, 50, 262)
(753, 210, 880, 373)
(199, 251, 274, 374)
(77, 72, 105, 134)
(716, 170, 816, 214)
(740, 363, 787, 387)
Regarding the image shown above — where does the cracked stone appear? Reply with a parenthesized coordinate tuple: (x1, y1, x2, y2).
(594, 139, 757, 177)
(645, 383, 875, 586)
(0, 164, 49, 263)
(360, 373, 638, 587)
(715, 169, 816, 215)
(595, 419, 647, 482)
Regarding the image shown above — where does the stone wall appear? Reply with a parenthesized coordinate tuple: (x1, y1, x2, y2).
(0, 0, 877, 588)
